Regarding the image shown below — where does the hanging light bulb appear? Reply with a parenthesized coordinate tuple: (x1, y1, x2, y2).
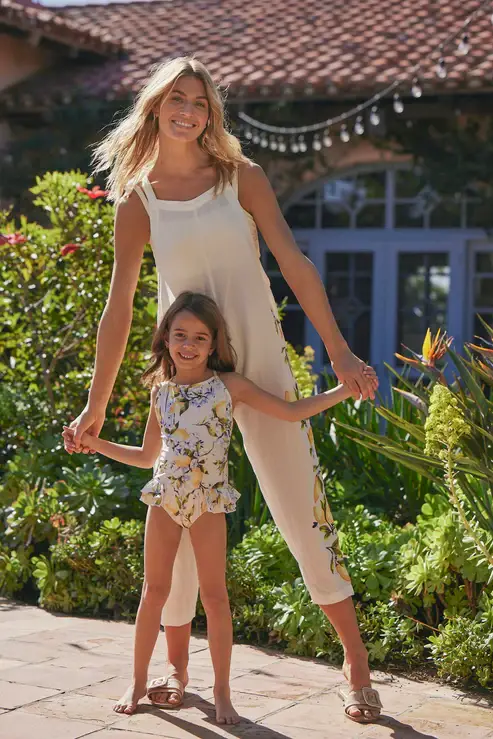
(269, 135, 278, 151)
(370, 106, 380, 126)
(323, 128, 333, 147)
(290, 136, 299, 153)
(278, 136, 287, 153)
(260, 133, 269, 148)
(393, 93, 404, 114)
(457, 33, 470, 56)
(252, 131, 260, 144)
(340, 124, 350, 143)
(411, 77, 422, 98)
(435, 57, 447, 79)
(244, 126, 253, 140)
(312, 133, 322, 151)
(298, 135, 307, 153)
(354, 116, 364, 135)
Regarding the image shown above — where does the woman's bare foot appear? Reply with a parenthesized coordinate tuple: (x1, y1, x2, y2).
(150, 669, 188, 706)
(342, 650, 379, 721)
(113, 680, 147, 714)
(214, 686, 240, 725)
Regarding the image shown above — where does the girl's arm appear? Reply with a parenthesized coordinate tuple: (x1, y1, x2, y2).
(70, 192, 150, 450)
(64, 386, 161, 468)
(238, 163, 378, 401)
(222, 374, 354, 422)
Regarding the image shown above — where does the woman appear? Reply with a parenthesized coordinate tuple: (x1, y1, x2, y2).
(65, 56, 382, 724)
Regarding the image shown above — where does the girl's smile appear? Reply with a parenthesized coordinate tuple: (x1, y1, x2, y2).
(166, 310, 215, 381)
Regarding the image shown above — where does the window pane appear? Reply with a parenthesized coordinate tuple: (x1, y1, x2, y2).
(395, 203, 424, 228)
(356, 171, 386, 199)
(324, 252, 374, 363)
(397, 253, 450, 356)
(326, 253, 350, 272)
(322, 202, 351, 228)
(395, 169, 424, 197)
(473, 313, 493, 342)
(474, 277, 493, 308)
(429, 200, 461, 228)
(270, 276, 297, 304)
(282, 310, 305, 350)
(356, 204, 385, 228)
(475, 252, 493, 273)
(285, 204, 316, 228)
(467, 202, 492, 229)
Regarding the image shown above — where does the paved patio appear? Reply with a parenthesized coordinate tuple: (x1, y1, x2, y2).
(0, 598, 492, 739)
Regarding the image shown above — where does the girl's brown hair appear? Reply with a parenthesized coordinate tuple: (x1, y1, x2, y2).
(92, 56, 249, 203)
(142, 292, 237, 387)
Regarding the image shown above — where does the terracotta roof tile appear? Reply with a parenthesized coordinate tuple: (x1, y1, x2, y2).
(2, 0, 493, 108)
(0, 0, 124, 55)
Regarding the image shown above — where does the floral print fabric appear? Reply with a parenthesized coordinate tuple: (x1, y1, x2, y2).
(140, 373, 240, 528)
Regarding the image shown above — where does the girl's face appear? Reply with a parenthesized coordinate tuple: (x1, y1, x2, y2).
(156, 75, 210, 143)
(166, 310, 214, 373)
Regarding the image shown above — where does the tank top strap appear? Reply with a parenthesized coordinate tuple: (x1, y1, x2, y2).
(134, 184, 150, 215)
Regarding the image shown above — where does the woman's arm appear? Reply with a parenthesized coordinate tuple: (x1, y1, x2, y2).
(222, 373, 353, 422)
(63, 387, 161, 468)
(69, 191, 150, 451)
(238, 163, 378, 400)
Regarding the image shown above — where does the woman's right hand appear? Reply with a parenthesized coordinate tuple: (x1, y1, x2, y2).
(62, 406, 106, 455)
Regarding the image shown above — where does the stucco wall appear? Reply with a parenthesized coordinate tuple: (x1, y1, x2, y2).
(0, 33, 54, 92)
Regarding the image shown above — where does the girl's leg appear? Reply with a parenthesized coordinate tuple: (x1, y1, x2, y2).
(114, 506, 183, 714)
(189, 512, 239, 725)
(160, 623, 192, 705)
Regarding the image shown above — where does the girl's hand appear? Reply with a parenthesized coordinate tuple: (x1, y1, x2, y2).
(62, 406, 105, 455)
(331, 351, 379, 401)
(62, 426, 93, 454)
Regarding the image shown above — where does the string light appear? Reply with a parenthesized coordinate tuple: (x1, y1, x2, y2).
(237, 0, 491, 150)
(457, 33, 470, 55)
(435, 57, 447, 78)
(354, 116, 365, 135)
(370, 106, 380, 126)
(411, 77, 423, 98)
(393, 93, 404, 114)
(340, 124, 350, 143)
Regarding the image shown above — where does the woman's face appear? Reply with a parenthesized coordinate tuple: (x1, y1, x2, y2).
(156, 75, 210, 143)
(166, 310, 214, 372)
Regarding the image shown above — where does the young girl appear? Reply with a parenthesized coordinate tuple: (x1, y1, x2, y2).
(63, 291, 370, 725)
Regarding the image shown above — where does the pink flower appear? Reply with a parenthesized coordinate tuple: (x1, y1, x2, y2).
(0, 232, 27, 245)
(60, 243, 80, 257)
(76, 185, 109, 199)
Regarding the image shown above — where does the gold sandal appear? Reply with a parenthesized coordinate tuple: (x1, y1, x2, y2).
(147, 676, 185, 709)
(338, 686, 382, 723)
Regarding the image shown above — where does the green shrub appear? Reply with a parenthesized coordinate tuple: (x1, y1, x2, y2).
(428, 616, 493, 688)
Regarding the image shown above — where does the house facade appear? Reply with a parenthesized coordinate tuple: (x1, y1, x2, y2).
(1, 0, 492, 377)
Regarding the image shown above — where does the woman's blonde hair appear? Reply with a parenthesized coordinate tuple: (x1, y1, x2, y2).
(92, 56, 248, 202)
(141, 292, 237, 388)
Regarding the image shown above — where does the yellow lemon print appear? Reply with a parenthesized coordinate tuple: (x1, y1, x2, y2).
(336, 563, 352, 582)
(313, 475, 323, 503)
(173, 428, 190, 441)
(190, 468, 204, 487)
(175, 455, 191, 468)
(307, 425, 314, 447)
(214, 400, 228, 419)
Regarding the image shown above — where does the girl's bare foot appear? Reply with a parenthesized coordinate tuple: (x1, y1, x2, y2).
(113, 681, 147, 714)
(150, 669, 188, 706)
(342, 651, 378, 721)
(214, 687, 240, 725)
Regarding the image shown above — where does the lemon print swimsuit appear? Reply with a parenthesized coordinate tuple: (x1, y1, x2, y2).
(140, 372, 240, 528)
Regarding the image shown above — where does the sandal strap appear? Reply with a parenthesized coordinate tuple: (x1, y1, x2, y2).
(343, 687, 382, 712)
(147, 676, 184, 698)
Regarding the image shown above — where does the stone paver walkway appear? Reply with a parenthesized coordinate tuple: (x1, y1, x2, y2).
(0, 598, 492, 739)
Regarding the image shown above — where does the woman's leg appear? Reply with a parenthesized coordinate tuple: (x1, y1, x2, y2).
(114, 506, 183, 714)
(189, 512, 239, 725)
(321, 598, 375, 720)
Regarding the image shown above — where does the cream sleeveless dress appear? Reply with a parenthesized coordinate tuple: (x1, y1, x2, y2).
(135, 172, 353, 625)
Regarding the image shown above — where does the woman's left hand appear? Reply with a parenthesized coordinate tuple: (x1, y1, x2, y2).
(330, 349, 378, 401)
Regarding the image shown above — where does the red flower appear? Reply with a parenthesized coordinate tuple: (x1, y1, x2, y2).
(0, 232, 27, 245)
(76, 185, 109, 199)
(61, 243, 80, 257)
